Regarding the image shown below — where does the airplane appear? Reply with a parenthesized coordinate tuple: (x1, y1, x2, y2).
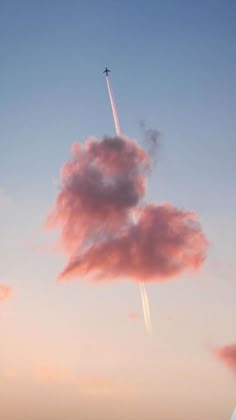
(103, 67, 111, 76)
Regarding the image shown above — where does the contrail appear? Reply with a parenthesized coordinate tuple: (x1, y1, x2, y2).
(106, 75, 121, 136)
(131, 211, 152, 335)
(140, 281, 152, 335)
(105, 69, 152, 335)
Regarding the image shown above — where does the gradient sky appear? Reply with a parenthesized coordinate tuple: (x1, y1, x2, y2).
(0, 1, 236, 419)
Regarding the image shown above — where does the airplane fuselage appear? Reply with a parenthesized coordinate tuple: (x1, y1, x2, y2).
(103, 67, 110, 76)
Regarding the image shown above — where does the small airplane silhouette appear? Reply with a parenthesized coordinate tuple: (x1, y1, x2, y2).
(103, 67, 111, 76)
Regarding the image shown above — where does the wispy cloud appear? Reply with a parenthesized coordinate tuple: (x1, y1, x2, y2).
(214, 344, 236, 374)
(34, 365, 135, 396)
(0, 285, 12, 302)
(128, 312, 139, 320)
(35, 364, 74, 384)
(78, 375, 135, 396)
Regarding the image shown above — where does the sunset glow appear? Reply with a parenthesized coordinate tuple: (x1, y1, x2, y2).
(1, 1, 236, 419)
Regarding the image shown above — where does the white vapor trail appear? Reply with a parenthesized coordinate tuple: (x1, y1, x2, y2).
(106, 76, 121, 136)
(140, 281, 152, 335)
(131, 214, 152, 335)
(105, 72, 152, 335)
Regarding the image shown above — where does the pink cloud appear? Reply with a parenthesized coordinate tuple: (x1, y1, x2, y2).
(0, 285, 11, 302)
(214, 344, 236, 374)
(47, 135, 208, 284)
(128, 312, 139, 320)
(59, 203, 207, 283)
(46, 136, 149, 256)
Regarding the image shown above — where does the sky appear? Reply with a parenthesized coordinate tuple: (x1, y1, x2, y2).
(0, 0, 236, 419)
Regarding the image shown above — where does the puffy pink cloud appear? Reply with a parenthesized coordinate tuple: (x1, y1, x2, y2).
(59, 203, 207, 282)
(0, 285, 11, 302)
(47, 135, 208, 284)
(46, 136, 149, 255)
(215, 344, 236, 374)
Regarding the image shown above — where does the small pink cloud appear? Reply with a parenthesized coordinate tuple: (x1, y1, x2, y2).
(128, 312, 139, 320)
(0, 285, 11, 302)
(214, 344, 236, 374)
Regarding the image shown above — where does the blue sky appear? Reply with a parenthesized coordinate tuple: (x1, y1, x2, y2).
(1, 0, 235, 198)
(0, 1, 236, 419)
